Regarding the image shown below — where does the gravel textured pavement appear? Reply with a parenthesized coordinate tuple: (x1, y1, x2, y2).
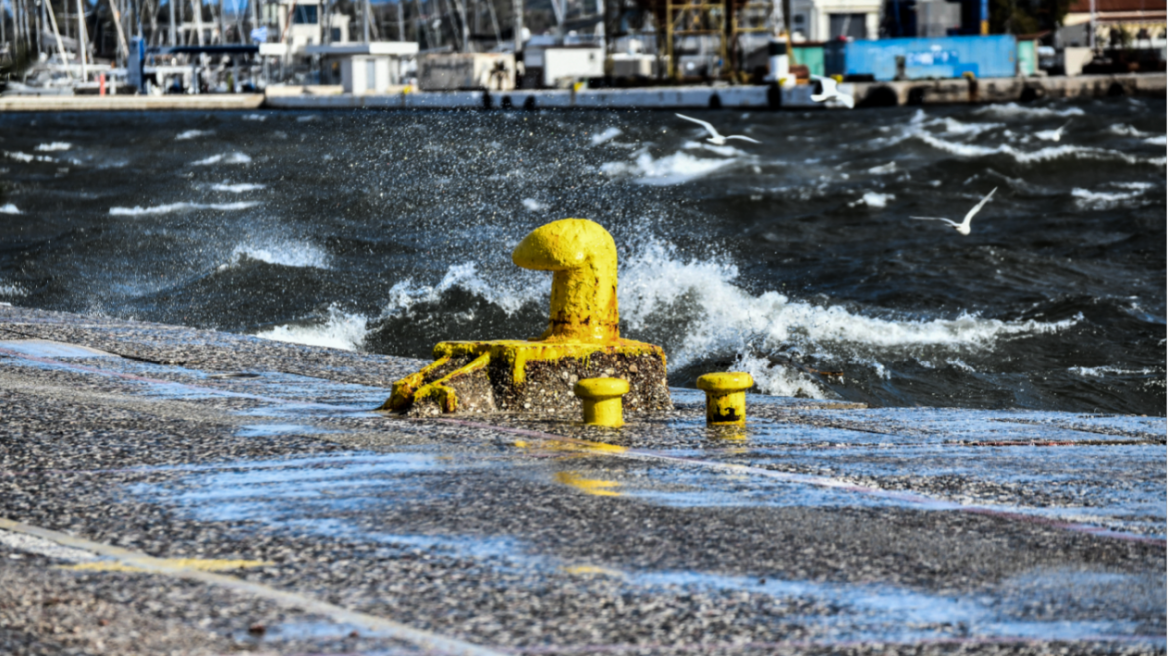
(1, 305, 1164, 656)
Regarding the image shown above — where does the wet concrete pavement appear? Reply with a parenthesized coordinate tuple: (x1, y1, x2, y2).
(1, 305, 1164, 655)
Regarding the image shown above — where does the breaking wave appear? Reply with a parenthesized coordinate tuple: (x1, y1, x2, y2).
(177, 130, 213, 140)
(380, 262, 542, 318)
(912, 132, 1165, 167)
(601, 150, 736, 185)
(0, 203, 21, 214)
(850, 191, 894, 208)
(0, 281, 27, 297)
(109, 201, 260, 215)
(1071, 187, 1149, 209)
(590, 127, 623, 146)
(192, 152, 252, 166)
(5, 151, 54, 163)
(253, 304, 367, 351)
(35, 142, 72, 151)
(352, 237, 1079, 398)
(225, 239, 330, 269)
(211, 182, 266, 193)
(973, 103, 1086, 119)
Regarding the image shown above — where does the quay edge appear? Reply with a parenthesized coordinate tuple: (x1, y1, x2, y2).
(0, 73, 1162, 112)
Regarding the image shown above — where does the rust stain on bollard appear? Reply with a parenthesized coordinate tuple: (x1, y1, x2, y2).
(696, 372, 754, 426)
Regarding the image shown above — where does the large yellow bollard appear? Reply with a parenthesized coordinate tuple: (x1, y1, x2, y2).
(383, 218, 672, 417)
(573, 378, 629, 427)
(696, 372, 754, 425)
(512, 219, 619, 344)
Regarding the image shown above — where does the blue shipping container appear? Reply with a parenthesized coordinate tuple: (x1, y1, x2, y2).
(824, 36, 1017, 81)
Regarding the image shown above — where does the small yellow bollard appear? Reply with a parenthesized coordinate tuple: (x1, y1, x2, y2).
(696, 372, 754, 426)
(573, 378, 629, 427)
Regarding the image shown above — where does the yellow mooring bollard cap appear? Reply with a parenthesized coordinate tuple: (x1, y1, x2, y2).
(574, 377, 630, 400)
(696, 372, 754, 394)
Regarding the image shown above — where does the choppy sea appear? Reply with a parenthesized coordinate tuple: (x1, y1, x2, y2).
(1, 98, 1164, 414)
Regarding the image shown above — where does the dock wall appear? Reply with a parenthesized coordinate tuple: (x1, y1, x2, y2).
(0, 94, 265, 112)
(265, 73, 1164, 111)
(0, 73, 1161, 112)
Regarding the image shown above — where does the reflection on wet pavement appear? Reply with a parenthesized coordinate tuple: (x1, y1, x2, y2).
(2, 343, 1163, 651)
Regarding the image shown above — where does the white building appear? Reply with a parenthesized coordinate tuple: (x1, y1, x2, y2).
(788, 0, 881, 41)
(267, 0, 352, 51)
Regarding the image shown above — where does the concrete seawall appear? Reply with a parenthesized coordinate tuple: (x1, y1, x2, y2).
(1, 73, 1162, 112)
(0, 93, 265, 112)
(263, 72, 1167, 111)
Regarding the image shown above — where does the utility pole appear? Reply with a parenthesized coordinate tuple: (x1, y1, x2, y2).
(396, 0, 404, 40)
(363, 0, 370, 40)
(168, 0, 176, 43)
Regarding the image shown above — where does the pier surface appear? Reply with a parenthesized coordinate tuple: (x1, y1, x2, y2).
(0, 305, 1164, 655)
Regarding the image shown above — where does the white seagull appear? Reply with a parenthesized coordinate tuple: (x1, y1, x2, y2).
(810, 75, 855, 109)
(910, 187, 998, 236)
(675, 113, 761, 146)
(1034, 120, 1072, 142)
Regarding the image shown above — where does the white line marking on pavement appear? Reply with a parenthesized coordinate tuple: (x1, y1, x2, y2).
(0, 517, 505, 656)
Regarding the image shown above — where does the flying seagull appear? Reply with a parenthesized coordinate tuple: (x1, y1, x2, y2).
(810, 75, 855, 109)
(675, 113, 761, 146)
(1035, 120, 1072, 142)
(910, 187, 998, 236)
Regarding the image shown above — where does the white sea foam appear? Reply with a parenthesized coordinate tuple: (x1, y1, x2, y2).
(353, 237, 1079, 398)
(381, 262, 542, 318)
(731, 351, 828, 398)
(913, 132, 1164, 167)
(243, 113, 267, 121)
(1069, 365, 1161, 377)
(1106, 124, 1151, 137)
(0, 203, 21, 214)
(522, 198, 546, 211)
(0, 281, 27, 296)
(849, 191, 894, 208)
(109, 201, 260, 215)
(1070, 187, 1147, 209)
(1108, 181, 1154, 191)
(35, 142, 72, 151)
(5, 151, 54, 163)
(176, 129, 213, 140)
(615, 238, 1076, 397)
(1144, 135, 1167, 146)
(935, 117, 1004, 137)
(867, 162, 896, 174)
(973, 103, 1085, 119)
(681, 141, 746, 157)
(590, 127, 623, 146)
(253, 305, 367, 351)
(211, 182, 266, 193)
(601, 151, 736, 185)
(192, 152, 252, 166)
(227, 239, 330, 269)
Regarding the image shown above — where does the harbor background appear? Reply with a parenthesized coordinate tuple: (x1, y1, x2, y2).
(1, 0, 1165, 104)
(0, 97, 1163, 415)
